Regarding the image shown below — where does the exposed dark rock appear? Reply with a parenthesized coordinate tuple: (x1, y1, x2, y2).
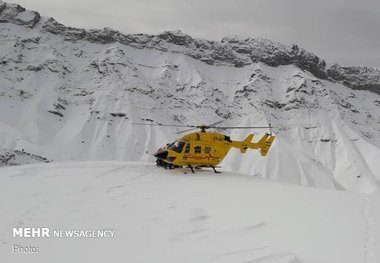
(235, 85, 256, 98)
(42, 17, 86, 40)
(229, 38, 328, 79)
(26, 65, 43, 71)
(26, 60, 73, 75)
(48, 110, 64, 117)
(262, 100, 286, 109)
(157, 30, 194, 46)
(0, 152, 15, 165)
(327, 64, 380, 95)
(18, 89, 32, 99)
(54, 103, 66, 111)
(119, 33, 153, 46)
(21, 36, 40, 44)
(0, 1, 40, 28)
(0, 1, 6, 14)
(85, 27, 119, 44)
(110, 113, 126, 118)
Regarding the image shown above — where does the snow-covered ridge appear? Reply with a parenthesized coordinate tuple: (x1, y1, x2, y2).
(0, 0, 379, 94)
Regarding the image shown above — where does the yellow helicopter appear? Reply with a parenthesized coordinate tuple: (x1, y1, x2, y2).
(134, 121, 276, 173)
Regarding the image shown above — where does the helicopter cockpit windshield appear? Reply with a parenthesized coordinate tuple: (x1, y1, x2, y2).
(167, 141, 185, 153)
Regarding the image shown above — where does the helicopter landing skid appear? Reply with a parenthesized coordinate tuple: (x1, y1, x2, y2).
(187, 165, 220, 174)
(212, 166, 221, 174)
(157, 159, 221, 174)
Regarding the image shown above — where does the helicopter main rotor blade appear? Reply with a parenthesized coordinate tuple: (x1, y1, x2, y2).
(132, 121, 276, 134)
(131, 123, 197, 128)
(132, 120, 223, 129)
(206, 120, 224, 127)
(174, 120, 224, 134)
(175, 127, 199, 134)
(214, 126, 275, 129)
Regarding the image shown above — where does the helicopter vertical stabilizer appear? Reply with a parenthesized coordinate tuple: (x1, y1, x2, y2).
(244, 133, 275, 156)
(232, 134, 254, 153)
(240, 134, 254, 153)
(258, 134, 276, 156)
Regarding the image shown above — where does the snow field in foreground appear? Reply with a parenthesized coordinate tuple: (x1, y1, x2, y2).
(0, 161, 379, 263)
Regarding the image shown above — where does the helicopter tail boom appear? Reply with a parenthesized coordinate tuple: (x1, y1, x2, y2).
(237, 134, 254, 153)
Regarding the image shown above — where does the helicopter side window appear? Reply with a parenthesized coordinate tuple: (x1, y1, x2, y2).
(205, 147, 211, 154)
(168, 141, 185, 153)
(185, 143, 190, 153)
(194, 146, 201, 154)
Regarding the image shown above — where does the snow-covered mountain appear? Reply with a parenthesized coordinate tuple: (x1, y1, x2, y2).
(0, 1, 380, 193)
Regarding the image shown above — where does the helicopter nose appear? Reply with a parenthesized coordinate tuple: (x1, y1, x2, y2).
(154, 150, 168, 159)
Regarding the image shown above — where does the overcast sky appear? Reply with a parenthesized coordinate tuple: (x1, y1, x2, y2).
(13, 0, 380, 69)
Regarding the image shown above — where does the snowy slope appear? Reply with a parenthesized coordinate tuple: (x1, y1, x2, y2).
(0, 1, 380, 193)
(0, 161, 379, 263)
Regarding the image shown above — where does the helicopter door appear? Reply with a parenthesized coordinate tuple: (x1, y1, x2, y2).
(194, 146, 201, 154)
(205, 146, 211, 154)
(185, 143, 190, 153)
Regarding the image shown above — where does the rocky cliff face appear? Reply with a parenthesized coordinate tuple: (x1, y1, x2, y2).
(327, 64, 380, 94)
(0, 1, 379, 193)
(1, 1, 379, 94)
(0, 1, 40, 28)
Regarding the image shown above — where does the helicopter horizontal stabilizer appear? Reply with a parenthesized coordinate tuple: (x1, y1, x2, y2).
(240, 134, 254, 153)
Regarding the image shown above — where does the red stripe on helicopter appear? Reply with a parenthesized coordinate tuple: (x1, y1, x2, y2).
(183, 154, 220, 161)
